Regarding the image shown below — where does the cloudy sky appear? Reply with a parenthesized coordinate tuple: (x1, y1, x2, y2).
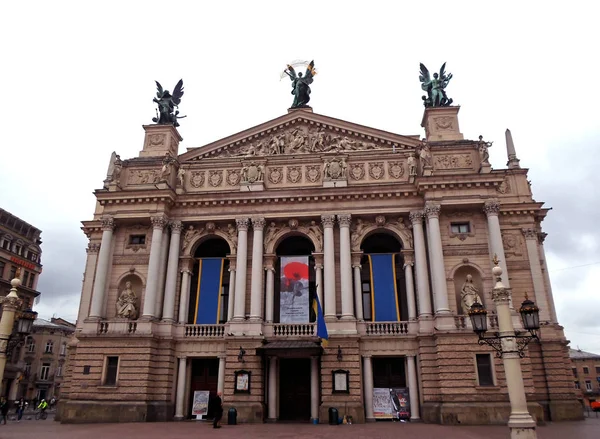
(1, 2, 598, 352)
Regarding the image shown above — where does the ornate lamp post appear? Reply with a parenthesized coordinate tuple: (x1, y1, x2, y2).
(0, 270, 38, 394)
(468, 256, 539, 439)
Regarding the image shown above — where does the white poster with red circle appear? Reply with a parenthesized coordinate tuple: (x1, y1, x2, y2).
(280, 256, 310, 323)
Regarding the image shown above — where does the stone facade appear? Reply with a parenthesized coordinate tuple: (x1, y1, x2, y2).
(59, 105, 582, 425)
(569, 348, 600, 409)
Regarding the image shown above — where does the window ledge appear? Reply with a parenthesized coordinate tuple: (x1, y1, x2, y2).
(97, 385, 118, 390)
(475, 385, 500, 391)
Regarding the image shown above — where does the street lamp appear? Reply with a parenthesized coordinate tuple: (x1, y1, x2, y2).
(0, 270, 38, 394)
(468, 255, 538, 439)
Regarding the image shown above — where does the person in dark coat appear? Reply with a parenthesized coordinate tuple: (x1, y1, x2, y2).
(16, 398, 26, 422)
(0, 397, 9, 424)
(213, 392, 223, 428)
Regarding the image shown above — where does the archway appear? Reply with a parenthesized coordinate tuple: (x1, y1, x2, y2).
(360, 232, 408, 321)
(188, 237, 231, 324)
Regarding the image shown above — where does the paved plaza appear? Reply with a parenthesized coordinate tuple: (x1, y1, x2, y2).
(0, 417, 598, 439)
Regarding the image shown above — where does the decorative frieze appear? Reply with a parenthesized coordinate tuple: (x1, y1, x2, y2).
(349, 163, 365, 180)
(306, 165, 321, 183)
(268, 167, 283, 184)
(190, 171, 205, 188)
(368, 162, 385, 180)
(433, 154, 473, 170)
(388, 161, 405, 179)
(227, 169, 241, 186)
(287, 166, 302, 183)
(128, 169, 158, 185)
(208, 170, 223, 187)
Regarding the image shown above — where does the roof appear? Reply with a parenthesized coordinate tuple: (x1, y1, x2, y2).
(33, 318, 75, 333)
(569, 348, 600, 360)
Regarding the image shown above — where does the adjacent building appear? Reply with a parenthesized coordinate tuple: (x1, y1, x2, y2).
(570, 348, 600, 408)
(59, 99, 582, 425)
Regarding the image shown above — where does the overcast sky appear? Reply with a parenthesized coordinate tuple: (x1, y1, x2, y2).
(1, 2, 599, 352)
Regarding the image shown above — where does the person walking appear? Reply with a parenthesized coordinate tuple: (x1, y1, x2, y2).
(0, 397, 8, 424)
(16, 398, 26, 422)
(212, 392, 223, 429)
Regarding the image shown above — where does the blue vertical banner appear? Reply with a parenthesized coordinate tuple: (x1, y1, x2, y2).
(368, 254, 400, 322)
(312, 293, 329, 346)
(194, 258, 225, 324)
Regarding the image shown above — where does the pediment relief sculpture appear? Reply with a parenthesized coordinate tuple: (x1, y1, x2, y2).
(323, 157, 347, 180)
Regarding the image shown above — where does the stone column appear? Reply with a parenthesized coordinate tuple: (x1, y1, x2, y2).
(522, 228, 550, 321)
(402, 252, 417, 320)
(233, 218, 249, 321)
(227, 257, 236, 322)
(538, 233, 558, 322)
(321, 214, 336, 319)
(264, 255, 275, 323)
(217, 355, 226, 394)
(424, 203, 451, 314)
(77, 242, 100, 326)
(142, 215, 168, 319)
(352, 253, 364, 321)
(174, 356, 187, 420)
(250, 217, 266, 321)
(409, 211, 432, 318)
(338, 214, 354, 319)
(406, 355, 420, 420)
(310, 356, 319, 422)
(177, 258, 194, 324)
(89, 216, 115, 319)
(484, 200, 510, 288)
(313, 253, 324, 309)
(162, 221, 182, 322)
(268, 357, 278, 421)
(363, 355, 375, 421)
(155, 228, 170, 319)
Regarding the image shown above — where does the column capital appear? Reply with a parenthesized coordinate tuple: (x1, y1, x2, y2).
(252, 217, 266, 230)
(170, 220, 183, 233)
(402, 251, 415, 266)
(351, 252, 363, 267)
(218, 355, 226, 360)
(362, 354, 372, 359)
(227, 255, 237, 271)
(424, 202, 441, 219)
(321, 214, 335, 228)
(491, 286, 512, 304)
(337, 213, 352, 227)
(538, 231, 548, 244)
(521, 228, 538, 240)
(409, 210, 424, 224)
(101, 216, 115, 231)
(483, 200, 501, 216)
(236, 217, 249, 231)
(179, 256, 195, 271)
(151, 215, 168, 230)
(312, 252, 324, 265)
(264, 253, 276, 270)
(87, 242, 101, 254)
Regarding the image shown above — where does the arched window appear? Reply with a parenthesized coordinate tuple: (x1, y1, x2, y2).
(45, 340, 54, 353)
(360, 232, 408, 321)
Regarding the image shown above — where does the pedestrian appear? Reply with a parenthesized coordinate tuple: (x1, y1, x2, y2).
(0, 397, 8, 424)
(16, 398, 26, 422)
(212, 392, 223, 429)
(50, 397, 56, 409)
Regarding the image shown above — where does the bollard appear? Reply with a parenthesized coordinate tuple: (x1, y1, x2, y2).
(227, 407, 237, 425)
(328, 407, 339, 425)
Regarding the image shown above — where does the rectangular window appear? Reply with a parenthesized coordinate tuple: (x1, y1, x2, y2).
(24, 363, 31, 376)
(60, 343, 67, 356)
(27, 342, 35, 353)
(56, 364, 63, 377)
(40, 363, 50, 381)
(2, 240, 11, 250)
(128, 235, 146, 245)
(583, 367, 590, 374)
(83, 365, 91, 375)
(596, 366, 600, 374)
(45, 341, 53, 353)
(574, 381, 580, 390)
(362, 282, 372, 321)
(573, 367, 578, 377)
(219, 285, 229, 324)
(586, 380, 593, 391)
(23, 271, 30, 286)
(9, 265, 17, 280)
(29, 252, 38, 262)
(28, 274, 34, 288)
(103, 356, 119, 386)
(451, 222, 471, 234)
(476, 354, 494, 386)
(14, 244, 22, 255)
(0, 261, 4, 278)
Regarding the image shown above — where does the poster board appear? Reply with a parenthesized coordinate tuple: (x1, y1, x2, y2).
(373, 387, 410, 420)
(192, 390, 210, 420)
(279, 256, 310, 323)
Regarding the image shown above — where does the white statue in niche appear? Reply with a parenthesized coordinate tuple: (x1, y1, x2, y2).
(116, 281, 138, 319)
(460, 274, 482, 315)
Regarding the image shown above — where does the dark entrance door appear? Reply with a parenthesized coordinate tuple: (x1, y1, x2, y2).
(279, 358, 311, 421)
(372, 357, 406, 388)
(189, 358, 219, 419)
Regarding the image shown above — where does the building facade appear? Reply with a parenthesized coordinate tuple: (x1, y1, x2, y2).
(59, 104, 582, 425)
(569, 348, 600, 408)
(0, 208, 43, 399)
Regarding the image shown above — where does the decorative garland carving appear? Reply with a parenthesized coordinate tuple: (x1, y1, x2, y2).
(226, 169, 241, 186)
(388, 161, 405, 179)
(287, 166, 302, 184)
(190, 171, 205, 188)
(368, 162, 385, 180)
(350, 163, 365, 180)
(208, 170, 223, 187)
(306, 165, 321, 183)
(268, 167, 283, 184)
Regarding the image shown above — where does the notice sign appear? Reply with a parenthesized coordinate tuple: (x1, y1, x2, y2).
(192, 390, 210, 419)
(373, 387, 410, 420)
(279, 256, 310, 323)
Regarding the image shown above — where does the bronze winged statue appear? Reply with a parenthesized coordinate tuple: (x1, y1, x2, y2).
(419, 63, 453, 107)
(152, 79, 186, 127)
(284, 61, 316, 108)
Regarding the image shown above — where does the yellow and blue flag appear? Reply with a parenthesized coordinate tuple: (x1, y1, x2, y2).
(312, 293, 329, 347)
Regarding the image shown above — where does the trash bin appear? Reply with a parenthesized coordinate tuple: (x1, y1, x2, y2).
(328, 407, 339, 425)
(227, 407, 237, 425)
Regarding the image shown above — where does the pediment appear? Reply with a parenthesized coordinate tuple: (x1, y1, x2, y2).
(179, 110, 422, 163)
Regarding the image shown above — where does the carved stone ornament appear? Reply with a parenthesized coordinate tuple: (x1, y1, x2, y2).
(182, 225, 202, 252)
(388, 161, 405, 179)
(424, 203, 441, 219)
(223, 223, 238, 252)
(227, 169, 241, 186)
(350, 163, 365, 180)
(236, 218, 249, 231)
(434, 154, 473, 170)
(190, 171, 205, 188)
(116, 281, 138, 320)
(252, 217, 266, 230)
(483, 200, 501, 216)
(87, 242, 101, 253)
(170, 221, 183, 233)
(351, 218, 366, 250)
(268, 167, 283, 184)
(241, 162, 264, 184)
(522, 228, 538, 240)
(375, 215, 386, 226)
(101, 216, 115, 231)
(208, 170, 223, 187)
(147, 133, 166, 148)
(306, 165, 321, 183)
(303, 220, 323, 251)
(263, 222, 282, 252)
(151, 215, 168, 229)
(324, 158, 347, 180)
(337, 213, 352, 227)
(409, 211, 424, 224)
(287, 166, 302, 183)
(205, 222, 216, 233)
(491, 286, 512, 304)
(321, 214, 335, 228)
(368, 162, 385, 180)
(497, 177, 511, 194)
(434, 116, 454, 130)
(288, 219, 299, 230)
(129, 170, 158, 185)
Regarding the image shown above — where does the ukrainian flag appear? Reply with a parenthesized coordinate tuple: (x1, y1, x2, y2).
(312, 294, 329, 347)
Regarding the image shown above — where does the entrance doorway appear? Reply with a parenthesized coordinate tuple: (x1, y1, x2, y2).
(189, 358, 219, 419)
(278, 358, 311, 421)
(372, 357, 406, 388)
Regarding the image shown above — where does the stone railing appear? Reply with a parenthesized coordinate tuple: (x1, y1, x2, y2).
(98, 322, 109, 334)
(363, 321, 409, 335)
(184, 324, 225, 338)
(272, 323, 315, 337)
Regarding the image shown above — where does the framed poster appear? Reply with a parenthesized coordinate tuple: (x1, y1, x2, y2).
(234, 370, 251, 394)
(191, 390, 210, 419)
(332, 369, 349, 394)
